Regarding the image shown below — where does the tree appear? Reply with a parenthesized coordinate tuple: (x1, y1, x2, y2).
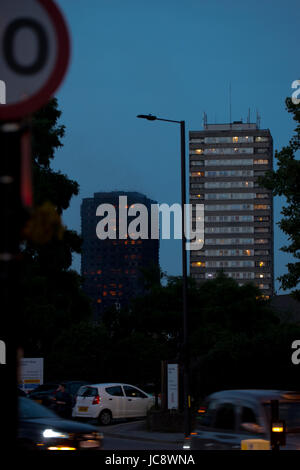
(20, 98, 92, 356)
(260, 98, 300, 299)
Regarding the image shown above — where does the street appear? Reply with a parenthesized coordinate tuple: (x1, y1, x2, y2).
(83, 418, 182, 451)
(102, 436, 179, 450)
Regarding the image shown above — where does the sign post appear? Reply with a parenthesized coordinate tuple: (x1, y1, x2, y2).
(0, 0, 70, 448)
(167, 363, 179, 410)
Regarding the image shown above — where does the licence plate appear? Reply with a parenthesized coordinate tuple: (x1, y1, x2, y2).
(79, 440, 100, 449)
(34, 400, 42, 404)
(79, 407, 88, 412)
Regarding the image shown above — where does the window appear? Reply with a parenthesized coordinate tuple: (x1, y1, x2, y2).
(254, 159, 268, 165)
(254, 204, 270, 210)
(240, 407, 258, 432)
(123, 386, 147, 399)
(205, 204, 253, 211)
(191, 261, 205, 267)
(204, 181, 253, 189)
(206, 260, 255, 268)
(204, 148, 253, 155)
(205, 226, 254, 234)
(255, 227, 269, 233)
(258, 283, 270, 289)
(205, 215, 253, 222)
(255, 136, 268, 142)
(255, 216, 269, 222)
(256, 193, 269, 199)
(206, 238, 254, 245)
(214, 403, 236, 430)
(205, 193, 254, 200)
(190, 171, 204, 177)
(256, 260, 269, 267)
(255, 239, 269, 244)
(205, 159, 253, 166)
(106, 386, 124, 397)
(255, 273, 271, 279)
(78, 386, 98, 397)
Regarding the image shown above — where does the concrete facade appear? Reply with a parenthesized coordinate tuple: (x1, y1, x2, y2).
(189, 121, 274, 298)
(81, 191, 159, 320)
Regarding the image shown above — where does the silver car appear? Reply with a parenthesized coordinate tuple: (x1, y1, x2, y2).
(184, 389, 300, 450)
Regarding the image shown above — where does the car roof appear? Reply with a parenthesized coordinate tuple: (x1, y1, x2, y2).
(207, 389, 300, 403)
(84, 383, 141, 389)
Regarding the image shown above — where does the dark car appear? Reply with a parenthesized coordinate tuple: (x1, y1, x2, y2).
(18, 397, 103, 450)
(28, 381, 90, 407)
(184, 389, 300, 450)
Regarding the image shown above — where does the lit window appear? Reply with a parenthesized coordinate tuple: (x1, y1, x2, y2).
(254, 204, 269, 210)
(195, 149, 203, 154)
(97, 299, 102, 303)
(259, 261, 265, 267)
(191, 261, 205, 267)
(232, 136, 239, 143)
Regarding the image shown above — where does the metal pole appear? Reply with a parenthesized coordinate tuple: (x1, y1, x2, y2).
(180, 121, 190, 437)
(0, 122, 24, 447)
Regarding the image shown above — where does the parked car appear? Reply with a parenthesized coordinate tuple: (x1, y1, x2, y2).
(17, 396, 103, 450)
(183, 389, 300, 450)
(28, 381, 90, 407)
(73, 383, 155, 425)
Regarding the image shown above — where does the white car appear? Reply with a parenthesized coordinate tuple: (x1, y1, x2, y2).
(72, 383, 155, 425)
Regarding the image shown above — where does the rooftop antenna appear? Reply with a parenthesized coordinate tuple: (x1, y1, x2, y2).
(247, 108, 250, 124)
(203, 111, 207, 129)
(229, 82, 232, 127)
(256, 109, 261, 129)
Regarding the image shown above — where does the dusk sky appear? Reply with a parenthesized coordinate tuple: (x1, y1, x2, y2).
(54, 0, 300, 293)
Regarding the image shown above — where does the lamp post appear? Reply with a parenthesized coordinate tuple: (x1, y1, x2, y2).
(137, 114, 190, 437)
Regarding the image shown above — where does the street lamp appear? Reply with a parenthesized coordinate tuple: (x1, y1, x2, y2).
(137, 113, 190, 437)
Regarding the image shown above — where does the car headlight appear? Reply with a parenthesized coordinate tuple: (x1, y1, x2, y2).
(43, 429, 69, 439)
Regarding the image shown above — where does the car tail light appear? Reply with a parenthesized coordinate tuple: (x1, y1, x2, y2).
(92, 395, 101, 405)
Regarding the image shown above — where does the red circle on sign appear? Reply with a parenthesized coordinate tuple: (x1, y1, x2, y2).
(0, 0, 70, 121)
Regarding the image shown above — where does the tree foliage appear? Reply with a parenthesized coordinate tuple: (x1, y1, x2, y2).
(260, 98, 300, 298)
(20, 99, 92, 355)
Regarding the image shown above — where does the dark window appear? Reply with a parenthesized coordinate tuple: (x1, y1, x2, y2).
(79, 386, 98, 397)
(106, 386, 124, 397)
(214, 403, 236, 430)
(123, 386, 147, 398)
(240, 407, 257, 425)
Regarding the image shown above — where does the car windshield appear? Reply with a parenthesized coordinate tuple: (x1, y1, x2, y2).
(264, 402, 300, 432)
(19, 397, 58, 419)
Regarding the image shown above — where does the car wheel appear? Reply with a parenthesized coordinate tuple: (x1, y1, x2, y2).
(98, 409, 112, 425)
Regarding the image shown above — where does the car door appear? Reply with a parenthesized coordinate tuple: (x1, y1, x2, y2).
(104, 385, 126, 418)
(209, 401, 241, 450)
(237, 403, 268, 443)
(123, 385, 147, 417)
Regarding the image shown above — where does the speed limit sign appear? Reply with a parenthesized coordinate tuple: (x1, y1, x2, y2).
(0, 0, 70, 120)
